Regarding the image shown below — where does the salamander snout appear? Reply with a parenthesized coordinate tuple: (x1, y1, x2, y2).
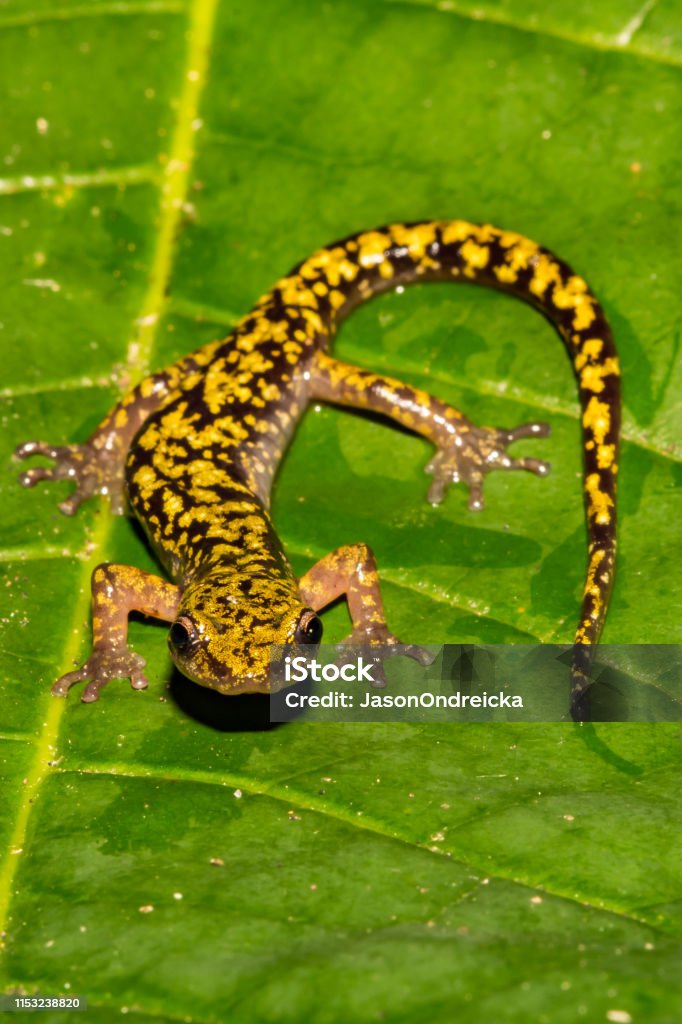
(167, 575, 322, 694)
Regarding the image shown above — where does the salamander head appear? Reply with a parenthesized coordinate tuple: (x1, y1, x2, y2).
(167, 570, 323, 694)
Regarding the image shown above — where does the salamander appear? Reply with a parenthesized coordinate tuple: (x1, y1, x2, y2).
(16, 220, 620, 717)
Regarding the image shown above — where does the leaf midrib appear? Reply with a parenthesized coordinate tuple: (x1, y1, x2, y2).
(0, 0, 220, 958)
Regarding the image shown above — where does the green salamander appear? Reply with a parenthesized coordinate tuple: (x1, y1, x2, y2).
(16, 221, 620, 714)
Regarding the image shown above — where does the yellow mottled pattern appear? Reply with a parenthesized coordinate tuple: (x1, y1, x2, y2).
(585, 472, 614, 525)
(582, 396, 612, 447)
(578, 358, 620, 394)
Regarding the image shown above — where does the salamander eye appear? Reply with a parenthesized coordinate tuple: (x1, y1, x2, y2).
(169, 616, 198, 652)
(294, 611, 323, 645)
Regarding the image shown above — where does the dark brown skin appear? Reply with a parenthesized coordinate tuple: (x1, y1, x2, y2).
(16, 221, 620, 716)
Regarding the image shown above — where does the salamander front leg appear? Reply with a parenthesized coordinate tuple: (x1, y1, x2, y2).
(298, 543, 431, 667)
(53, 564, 180, 702)
(310, 352, 551, 511)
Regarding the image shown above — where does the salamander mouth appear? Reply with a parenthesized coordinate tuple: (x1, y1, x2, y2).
(172, 653, 272, 695)
(211, 673, 272, 696)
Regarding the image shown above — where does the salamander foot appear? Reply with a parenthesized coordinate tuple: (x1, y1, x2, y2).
(15, 439, 126, 515)
(337, 626, 434, 688)
(52, 647, 148, 702)
(425, 421, 551, 509)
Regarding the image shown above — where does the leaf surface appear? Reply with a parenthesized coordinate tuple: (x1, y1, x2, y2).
(0, 1, 680, 1021)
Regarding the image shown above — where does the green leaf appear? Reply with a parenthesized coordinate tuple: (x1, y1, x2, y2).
(1, 1, 680, 1021)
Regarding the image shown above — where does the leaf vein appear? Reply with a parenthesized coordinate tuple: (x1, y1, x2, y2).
(58, 759, 669, 935)
(0, 164, 158, 197)
(384, 0, 681, 69)
(0, 1, 186, 31)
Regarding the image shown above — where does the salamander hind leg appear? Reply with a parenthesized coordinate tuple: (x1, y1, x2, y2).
(53, 563, 180, 702)
(310, 351, 551, 511)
